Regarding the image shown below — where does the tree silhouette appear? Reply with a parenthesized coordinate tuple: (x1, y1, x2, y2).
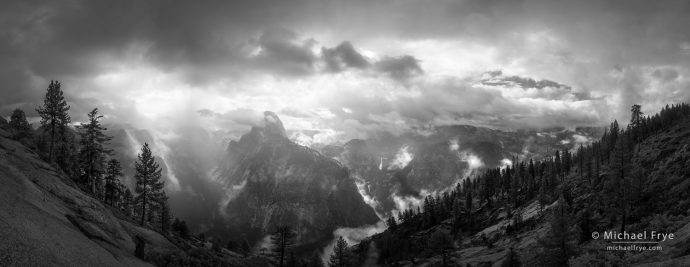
(9, 108, 33, 141)
(537, 195, 577, 267)
(271, 225, 297, 267)
(36, 81, 70, 164)
(427, 229, 455, 267)
(630, 104, 644, 145)
(77, 108, 113, 194)
(157, 193, 172, 233)
(104, 158, 123, 205)
(608, 132, 633, 232)
(134, 142, 164, 225)
(309, 250, 325, 267)
(328, 236, 351, 267)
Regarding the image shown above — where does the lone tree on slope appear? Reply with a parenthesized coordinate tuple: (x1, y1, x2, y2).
(36, 80, 70, 163)
(134, 142, 165, 226)
(77, 108, 113, 195)
(328, 236, 352, 267)
(9, 108, 33, 140)
(104, 158, 123, 205)
(271, 225, 297, 267)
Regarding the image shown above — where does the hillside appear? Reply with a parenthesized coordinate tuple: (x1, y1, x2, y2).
(352, 105, 690, 267)
(0, 118, 270, 267)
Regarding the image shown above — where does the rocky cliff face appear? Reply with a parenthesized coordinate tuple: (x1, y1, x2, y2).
(215, 111, 380, 251)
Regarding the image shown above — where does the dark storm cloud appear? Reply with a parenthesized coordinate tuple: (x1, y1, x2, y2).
(197, 109, 219, 118)
(251, 28, 318, 76)
(1, 0, 689, 132)
(321, 41, 370, 72)
(481, 71, 570, 90)
(375, 55, 424, 81)
(652, 68, 680, 83)
(0, 0, 326, 118)
(478, 71, 603, 101)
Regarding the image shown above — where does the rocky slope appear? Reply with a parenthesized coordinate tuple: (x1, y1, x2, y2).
(0, 117, 272, 267)
(0, 120, 160, 266)
(214, 111, 380, 253)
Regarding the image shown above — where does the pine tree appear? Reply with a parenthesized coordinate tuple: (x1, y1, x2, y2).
(555, 150, 561, 181)
(427, 229, 454, 267)
(309, 250, 326, 267)
(158, 193, 172, 233)
(9, 108, 33, 140)
(77, 108, 113, 195)
(104, 158, 123, 205)
(123, 187, 134, 216)
(387, 216, 398, 231)
(36, 80, 70, 163)
(538, 175, 547, 211)
(630, 104, 644, 145)
(576, 207, 593, 243)
(511, 167, 520, 207)
(528, 159, 535, 189)
(134, 142, 164, 225)
(578, 144, 584, 180)
(465, 190, 473, 211)
(272, 225, 297, 267)
(328, 236, 351, 267)
(537, 195, 577, 267)
(608, 133, 633, 232)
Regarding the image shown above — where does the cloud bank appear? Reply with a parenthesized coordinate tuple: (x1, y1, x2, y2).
(1, 0, 689, 144)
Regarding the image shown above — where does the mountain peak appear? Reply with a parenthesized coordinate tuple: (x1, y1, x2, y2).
(262, 111, 287, 139)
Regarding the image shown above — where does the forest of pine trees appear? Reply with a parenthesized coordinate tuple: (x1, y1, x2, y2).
(359, 102, 690, 266)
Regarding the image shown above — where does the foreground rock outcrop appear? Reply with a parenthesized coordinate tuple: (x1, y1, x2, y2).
(0, 124, 164, 266)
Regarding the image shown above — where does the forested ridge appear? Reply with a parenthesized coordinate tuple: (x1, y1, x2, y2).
(353, 103, 690, 267)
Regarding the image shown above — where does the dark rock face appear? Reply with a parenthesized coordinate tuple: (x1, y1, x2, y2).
(337, 139, 396, 216)
(262, 111, 288, 139)
(215, 112, 379, 251)
(394, 140, 504, 192)
(321, 145, 344, 158)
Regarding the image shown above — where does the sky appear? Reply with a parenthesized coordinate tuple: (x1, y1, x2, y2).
(1, 0, 689, 144)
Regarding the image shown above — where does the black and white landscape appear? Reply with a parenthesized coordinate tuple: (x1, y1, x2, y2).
(1, 1, 690, 266)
